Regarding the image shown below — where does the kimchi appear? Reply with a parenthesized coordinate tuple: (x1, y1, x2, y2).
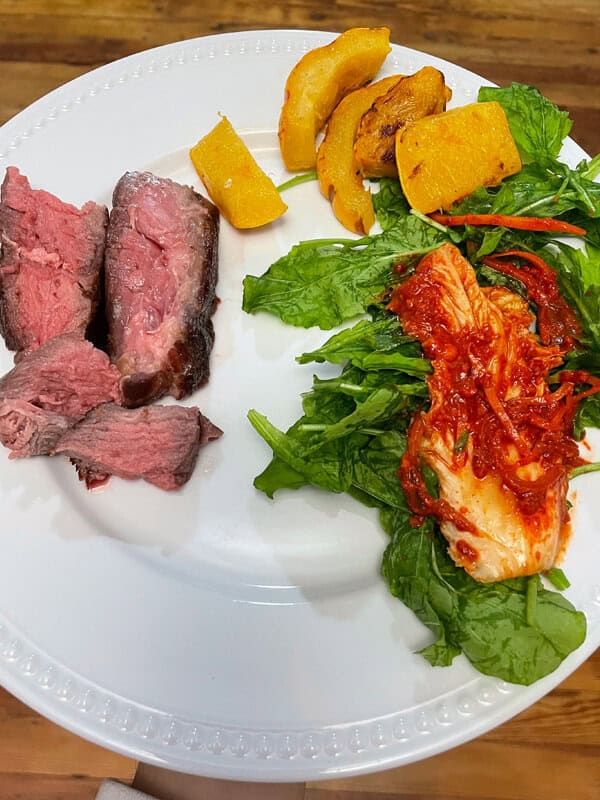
(389, 243, 600, 582)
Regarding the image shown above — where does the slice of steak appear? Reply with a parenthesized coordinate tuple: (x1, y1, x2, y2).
(54, 403, 222, 491)
(0, 333, 120, 458)
(105, 171, 219, 408)
(0, 167, 108, 353)
(0, 400, 75, 460)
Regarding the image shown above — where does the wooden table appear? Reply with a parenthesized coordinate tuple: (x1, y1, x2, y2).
(0, 2, 599, 799)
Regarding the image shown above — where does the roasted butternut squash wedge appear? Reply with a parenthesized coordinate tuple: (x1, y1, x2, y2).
(354, 67, 451, 178)
(316, 75, 402, 234)
(278, 27, 391, 171)
(396, 101, 522, 213)
(190, 116, 287, 229)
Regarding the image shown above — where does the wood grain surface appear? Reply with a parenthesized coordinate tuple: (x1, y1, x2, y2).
(1, 0, 599, 153)
(1, 1, 599, 798)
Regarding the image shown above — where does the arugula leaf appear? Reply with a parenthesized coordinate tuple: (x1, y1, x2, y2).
(546, 243, 600, 350)
(300, 364, 425, 443)
(571, 462, 600, 479)
(563, 211, 600, 247)
(312, 372, 427, 401)
(495, 162, 600, 219)
(297, 317, 430, 376)
(372, 178, 410, 230)
(469, 227, 550, 261)
(451, 186, 495, 215)
(311, 386, 415, 442)
(248, 410, 357, 494)
(475, 263, 528, 297)
(357, 352, 431, 374)
(573, 394, 600, 439)
(250, 355, 424, 498)
(478, 83, 572, 164)
(582, 153, 600, 180)
(300, 368, 358, 421)
(298, 317, 415, 362)
(277, 171, 318, 192)
(381, 514, 587, 684)
(242, 216, 447, 329)
(451, 161, 600, 227)
(561, 349, 600, 377)
(251, 368, 361, 497)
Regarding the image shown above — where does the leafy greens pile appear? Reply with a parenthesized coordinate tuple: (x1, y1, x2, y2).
(242, 83, 600, 685)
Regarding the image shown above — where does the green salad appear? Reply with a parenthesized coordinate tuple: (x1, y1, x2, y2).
(242, 83, 600, 686)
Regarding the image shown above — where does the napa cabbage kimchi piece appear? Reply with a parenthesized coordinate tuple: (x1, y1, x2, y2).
(389, 243, 598, 582)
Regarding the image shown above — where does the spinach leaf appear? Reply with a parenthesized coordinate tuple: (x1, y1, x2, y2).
(380, 513, 461, 666)
(242, 216, 447, 329)
(478, 83, 572, 164)
(254, 457, 309, 498)
(545, 568, 571, 591)
(381, 514, 587, 684)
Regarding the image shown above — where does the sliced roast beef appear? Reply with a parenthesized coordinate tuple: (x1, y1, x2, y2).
(54, 403, 222, 491)
(0, 167, 108, 353)
(105, 171, 219, 408)
(0, 333, 120, 458)
(0, 401, 75, 460)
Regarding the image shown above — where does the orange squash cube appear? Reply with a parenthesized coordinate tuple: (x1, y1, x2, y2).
(190, 116, 287, 229)
(396, 101, 522, 214)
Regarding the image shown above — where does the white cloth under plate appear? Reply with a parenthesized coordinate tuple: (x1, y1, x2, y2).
(96, 780, 158, 800)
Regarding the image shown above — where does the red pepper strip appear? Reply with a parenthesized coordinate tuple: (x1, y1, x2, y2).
(482, 382, 527, 449)
(558, 371, 600, 431)
(429, 212, 586, 236)
(559, 370, 600, 392)
(481, 250, 582, 351)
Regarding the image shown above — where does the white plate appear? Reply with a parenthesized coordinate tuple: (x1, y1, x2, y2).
(0, 30, 599, 782)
